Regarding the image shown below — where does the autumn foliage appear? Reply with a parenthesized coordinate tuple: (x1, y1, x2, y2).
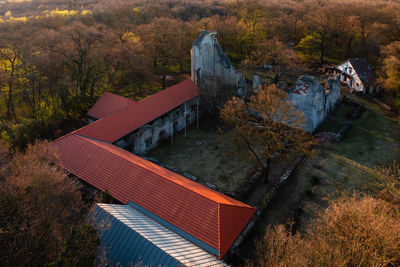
(256, 195, 400, 267)
(221, 85, 314, 181)
(0, 141, 99, 266)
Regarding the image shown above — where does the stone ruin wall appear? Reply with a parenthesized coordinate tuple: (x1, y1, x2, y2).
(191, 31, 340, 133)
(191, 31, 246, 95)
(114, 97, 200, 154)
(288, 76, 341, 132)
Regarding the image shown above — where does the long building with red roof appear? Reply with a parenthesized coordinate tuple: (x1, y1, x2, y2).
(53, 79, 256, 263)
(81, 79, 202, 154)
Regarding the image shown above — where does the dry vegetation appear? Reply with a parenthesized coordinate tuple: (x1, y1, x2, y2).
(147, 127, 258, 193)
(0, 141, 99, 266)
(256, 195, 400, 267)
(1, 0, 400, 265)
(238, 95, 400, 266)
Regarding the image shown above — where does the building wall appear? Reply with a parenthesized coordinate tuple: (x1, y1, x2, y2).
(114, 97, 200, 155)
(336, 61, 365, 92)
(191, 31, 246, 95)
(288, 76, 340, 132)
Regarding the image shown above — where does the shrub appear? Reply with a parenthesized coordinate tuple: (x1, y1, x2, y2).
(256, 195, 400, 266)
(311, 175, 320, 186)
(0, 141, 99, 266)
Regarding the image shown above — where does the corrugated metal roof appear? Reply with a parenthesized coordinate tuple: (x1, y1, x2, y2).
(76, 79, 202, 143)
(92, 203, 227, 267)
(87, 92, 135, 120)
(53, 134, 256, 258)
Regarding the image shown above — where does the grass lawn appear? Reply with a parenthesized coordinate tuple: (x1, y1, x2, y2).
(235, 94, 400, 266)
(316, 101, 357, 133)
(297, 94, 400, 226)
(146, 126, 259, 194)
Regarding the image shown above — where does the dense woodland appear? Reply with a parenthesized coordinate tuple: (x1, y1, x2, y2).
(0, 0, 400, 151)
(1, 0, 400, 266)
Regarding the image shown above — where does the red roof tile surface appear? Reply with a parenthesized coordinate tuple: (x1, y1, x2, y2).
(53, 134, 256, 258)
(87, 92, 135, 120)
(79, 80, 202, 143)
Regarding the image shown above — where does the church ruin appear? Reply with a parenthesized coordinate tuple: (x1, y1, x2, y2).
(191, 31, 247, 95)
(288, 76, 341, 132)
(191, 31, 341, 132)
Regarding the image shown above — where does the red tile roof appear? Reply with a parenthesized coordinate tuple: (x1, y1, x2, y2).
(78, 80, 202, 143)
(53, 134, 256, 258)
(87, 92, 135, 120)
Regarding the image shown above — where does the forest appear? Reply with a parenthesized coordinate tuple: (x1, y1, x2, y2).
(1, 0, 400, 266)
(0, 0, 400, 151)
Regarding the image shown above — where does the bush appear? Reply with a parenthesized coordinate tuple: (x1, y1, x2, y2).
(256, 195, 400, 266)
(0, 141, 99, 266)
(311, 175, 320, 186)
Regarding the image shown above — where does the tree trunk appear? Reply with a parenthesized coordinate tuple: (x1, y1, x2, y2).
(162, 70, 166, 90)
(320, 39, 325, 66)
(264, 158, 272, 183)
(7, 65, 15, 119)
(345, 36, 353, 59)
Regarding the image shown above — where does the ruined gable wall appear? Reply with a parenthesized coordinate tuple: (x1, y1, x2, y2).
(191, 31, 244, 93)
(288, 76, 340, 132)
(325, 76, 341, 116)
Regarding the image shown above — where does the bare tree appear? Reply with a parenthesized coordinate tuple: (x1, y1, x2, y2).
(55, 21, 105, 97)
(139, 18, 180, 89)
(0, 141, 99, 266)
(0, 30, 24, 119)
(221, 85, 314, 182)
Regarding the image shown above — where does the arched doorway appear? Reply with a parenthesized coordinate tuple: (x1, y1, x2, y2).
(158, 130, 168, 145)
(145, 136, 152, 151)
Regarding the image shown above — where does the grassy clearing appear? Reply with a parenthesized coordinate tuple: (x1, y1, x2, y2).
(316, 101, 356, 133)
(146, 126, 258, 194)
(298, 94, 400, 225)
(147, 125, 297, 197)
(235, 95, 400, 265)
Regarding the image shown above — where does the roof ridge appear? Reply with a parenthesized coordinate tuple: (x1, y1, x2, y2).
(75, 134, 247, 207)
(103, 91, 138, 105)
(52, 117, 107, 143)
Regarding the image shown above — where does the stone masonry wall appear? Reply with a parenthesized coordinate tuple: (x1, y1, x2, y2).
(191, 31, 246, 95)
(288, 76, 340, 132)
(114, 97, 200, 154)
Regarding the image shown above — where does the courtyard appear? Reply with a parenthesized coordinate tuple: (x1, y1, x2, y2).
(146, 126, 258, 195)
(146, 125, 296, 197)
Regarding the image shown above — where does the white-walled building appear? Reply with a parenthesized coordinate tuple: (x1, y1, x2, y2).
(328, 58, 375, 94)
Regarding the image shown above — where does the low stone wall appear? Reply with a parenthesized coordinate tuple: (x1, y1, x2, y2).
(315, 98, 364, 143)
(227, 155, 305, 259)
(370, 97, 391, 111)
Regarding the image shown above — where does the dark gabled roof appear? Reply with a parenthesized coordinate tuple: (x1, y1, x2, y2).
(349, 58, 375, 85)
